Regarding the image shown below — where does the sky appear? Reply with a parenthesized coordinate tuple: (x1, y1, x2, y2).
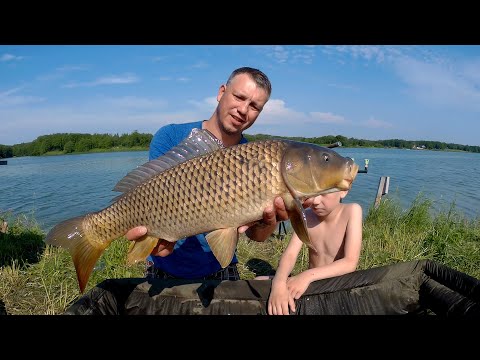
(1, 45, 480, 146)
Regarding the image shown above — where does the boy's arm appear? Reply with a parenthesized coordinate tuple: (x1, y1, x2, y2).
(287, 203, 363, 300)
(268, 234, 303, 315)
(273, 234, 304, 282)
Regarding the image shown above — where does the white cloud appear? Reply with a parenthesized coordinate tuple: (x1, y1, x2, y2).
(101, 96, 168, 109)
(327, 83, 359, 91)
(152, 56, 168, 63)
(158, 76, 191, 82)
(323, 45, 480, 112)
(461, 60, 480, 82)
(190, 61, 209, 69)
(393, 56, 480, 111)
(0, 87, 23, 97)
(269, 46, 289, 64)
(56, 65, 89, 72)
(254, 45, 315, 64)
(291, 47, 315, 64)
(0, 95, 45, 107)
(0, 87, 45, 107)
(37, 64, 89, 81)
(362, 117, 393, 129)
(62, 73, 139, 88)
(1, 53, 23, 62)
(94, 74, 139, 85)
(323, 45, 402, 64)
(310, 112, 348, 124)
(188, 96, 217, 112)
(261, 99, 306, 124)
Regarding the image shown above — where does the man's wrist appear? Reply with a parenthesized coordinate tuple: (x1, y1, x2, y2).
(251, 221, 272, 230)
(245, 221, 276, 242)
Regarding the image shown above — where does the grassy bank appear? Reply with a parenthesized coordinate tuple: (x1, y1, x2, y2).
(1, 195, 479, 315)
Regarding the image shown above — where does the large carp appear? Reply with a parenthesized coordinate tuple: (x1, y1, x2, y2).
(45, 129, 359, 293)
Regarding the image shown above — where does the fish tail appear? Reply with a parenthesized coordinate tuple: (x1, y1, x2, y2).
(45, 215, 107, 293)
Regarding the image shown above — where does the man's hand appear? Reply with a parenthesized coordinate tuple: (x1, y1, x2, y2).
(125, 226, 175, 257)
(239, 196, 289, 242)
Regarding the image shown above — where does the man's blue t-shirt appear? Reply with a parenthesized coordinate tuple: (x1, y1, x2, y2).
(147, 120, 247, 278)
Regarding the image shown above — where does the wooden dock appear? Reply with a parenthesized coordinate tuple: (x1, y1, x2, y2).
(374, 176, 390, 208)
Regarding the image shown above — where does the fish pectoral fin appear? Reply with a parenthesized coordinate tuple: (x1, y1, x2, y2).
(287, 198, 317, 253)
(206, 228, 238, 268)
(126, 235, 159, 265)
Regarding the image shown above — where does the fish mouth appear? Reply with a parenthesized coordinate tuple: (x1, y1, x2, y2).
(350, 162, 359, 181)
(335, 162, 359, 191)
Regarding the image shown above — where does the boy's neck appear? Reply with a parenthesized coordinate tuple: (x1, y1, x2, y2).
(315, 203, 343, 222)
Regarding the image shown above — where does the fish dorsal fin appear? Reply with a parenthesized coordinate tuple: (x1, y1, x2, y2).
(112, 128, 224, 196)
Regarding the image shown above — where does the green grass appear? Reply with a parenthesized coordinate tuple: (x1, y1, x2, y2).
(359, 195, 480, 278)
(1, 194, 479, 315)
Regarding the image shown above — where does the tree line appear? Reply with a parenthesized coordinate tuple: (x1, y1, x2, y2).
(0, 131, 153, 158)
(246, 134, 480, 153)
(1, 132, 479, 159)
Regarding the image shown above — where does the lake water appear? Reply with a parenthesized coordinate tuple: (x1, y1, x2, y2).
(1, 148, 479, 233)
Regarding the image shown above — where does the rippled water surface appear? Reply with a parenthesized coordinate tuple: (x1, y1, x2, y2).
(1, 148, 479, 233)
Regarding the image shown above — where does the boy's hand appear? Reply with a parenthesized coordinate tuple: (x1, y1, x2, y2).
(268, 280, 296, 315)
(286, 274, 310, 300)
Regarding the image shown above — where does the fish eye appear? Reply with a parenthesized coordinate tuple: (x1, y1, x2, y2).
(323, 154, 329, 162)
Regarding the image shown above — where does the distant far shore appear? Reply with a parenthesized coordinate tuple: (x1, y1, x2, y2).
(1, 131, 479, 159)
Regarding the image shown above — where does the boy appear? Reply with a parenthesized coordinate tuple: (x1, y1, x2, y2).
(256, 190, 363, 315)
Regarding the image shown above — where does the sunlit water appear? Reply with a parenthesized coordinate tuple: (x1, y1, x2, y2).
(1, 148, 479, 233)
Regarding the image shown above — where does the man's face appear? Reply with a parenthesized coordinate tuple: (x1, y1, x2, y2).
(216, 73, 270, 136)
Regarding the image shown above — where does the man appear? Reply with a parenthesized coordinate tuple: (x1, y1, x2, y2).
(126, 67, 289, 280)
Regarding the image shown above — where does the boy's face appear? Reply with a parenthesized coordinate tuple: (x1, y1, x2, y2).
(305, 191, 348, 217)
